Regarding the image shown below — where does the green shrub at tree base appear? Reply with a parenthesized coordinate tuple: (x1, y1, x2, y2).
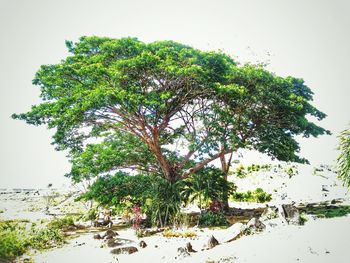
(198, 212, 229, 227)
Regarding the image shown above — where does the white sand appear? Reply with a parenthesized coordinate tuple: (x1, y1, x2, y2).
(32, 215, 350, 263)
(5, 163, 350, 262)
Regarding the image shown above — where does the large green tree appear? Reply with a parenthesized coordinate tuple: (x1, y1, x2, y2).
(13, 36, 329, 185)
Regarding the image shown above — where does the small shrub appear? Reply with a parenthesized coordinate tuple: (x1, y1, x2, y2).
(0, 221, 28, 260)
(29, 228, 64, 250)
(83, 208, 97, 222)
(0, 220, 65, 261)
(231, 188, 272, 203)
(235, 164, 246, 178)
(285, 166, 297, 178)
(198, 212, 228, 227)
(299, 214, 308, 225)
(47, 216, 75, 230)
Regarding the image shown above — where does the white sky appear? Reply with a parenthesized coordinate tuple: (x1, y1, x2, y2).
(0, 0, 349, 188)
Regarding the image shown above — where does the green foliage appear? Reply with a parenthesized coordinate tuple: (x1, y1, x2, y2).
(0, 220, 65, 261)
(234, 163, 272, 178)
(181, 167, 236, 209)
(198, 212, 228, 227)
(235, 164, 246, 178)
(13, 36, 329, 185)
(83, 208, 97, 221)
(305, 206, 350, 218)
(247, 164, 272, 173)
(285, 166, 297, 177)
(337, 128, 350, 186)
(299, 213, 308, 225)
(47, 216, 75, 230)
(80, 171, 182, 226)
(231, 188, 272, 203)
(29, 227, 64, 250)
(0, 221, 28, 260)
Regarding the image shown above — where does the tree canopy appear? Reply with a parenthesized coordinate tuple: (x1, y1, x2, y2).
(13, 36, 330, 183)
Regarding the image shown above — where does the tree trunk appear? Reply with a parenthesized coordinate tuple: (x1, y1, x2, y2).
(220, 151, 233, 212)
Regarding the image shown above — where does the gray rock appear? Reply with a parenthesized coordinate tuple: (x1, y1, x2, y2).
(139, 240, 147, 248)
(93, 234, 102, 239)
(322, 185, 329, 192)
(223, 223, 246, 242)
(260, 206, 279, 221)
(177, 247, 190, 258)
(282, 204, 300, 225)
(186, 242, 196, 252)
(246, 217, 266, 232)
(103, 229, 118, 239)
(207, 235, 219, 249)
(110, 246, 138, 255)
(106, 238, 122, 248)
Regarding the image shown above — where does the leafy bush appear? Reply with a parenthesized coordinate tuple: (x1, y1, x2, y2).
(80, 168, 235, 227)
(231, 188, 272, 203)
(198, 212, 228, 227)
(80, 172, 183, 227)
(47, 216, 75, 230)
(181, 167, 236, 209)
(0, 220, 65, 261)
(83, 208, 97, 221)
(0, 221, 28, 260)
(299, 214, 308, 225)
(29, 227, 64, 250)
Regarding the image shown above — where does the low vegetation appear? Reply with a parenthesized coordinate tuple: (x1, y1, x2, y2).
(305, 205, 350, 218)
(233, 164, 273, 178)
(79, 167, 235, 228)
(0, 216, 77, 261)
(198, 212, 229, 227)
(231, 188, 272, 203)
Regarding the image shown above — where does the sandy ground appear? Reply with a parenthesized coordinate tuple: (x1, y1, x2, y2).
(2, 162, 350, 262)
(31, 215, 350, 263)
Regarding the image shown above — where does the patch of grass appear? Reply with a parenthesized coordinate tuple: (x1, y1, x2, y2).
(305, 206, 350, 218)
(0, 209, 4, 213)
(231, 188, 272, 203)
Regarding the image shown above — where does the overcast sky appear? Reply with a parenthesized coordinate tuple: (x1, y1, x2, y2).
(0, 0, 349, 188)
